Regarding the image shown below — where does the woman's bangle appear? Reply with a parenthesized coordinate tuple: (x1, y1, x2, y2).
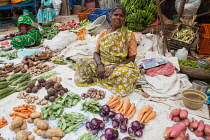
(96, 61, 103, 66)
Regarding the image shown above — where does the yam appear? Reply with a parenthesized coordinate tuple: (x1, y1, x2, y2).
(45, 128, 65, 138)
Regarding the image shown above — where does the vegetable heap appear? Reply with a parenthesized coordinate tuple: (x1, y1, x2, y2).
(81, 98, 102, 114)
(179, 60, 210, 70)
(42, 25, 60, 40)
(0, 52, 18, 60)
(56, 20, 80, 30)
(9, 104, 36, 119)
(172, 28, 195, 43)
(41, 103, 64, 120)
(54, 92, 81, 108)
(76, 132, 97, 140)
(58, 112, 87, 133)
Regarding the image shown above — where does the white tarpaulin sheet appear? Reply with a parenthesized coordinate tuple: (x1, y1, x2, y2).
(0, 65, 209, 140)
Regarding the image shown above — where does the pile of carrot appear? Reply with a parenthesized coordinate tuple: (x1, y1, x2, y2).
(0, 117, 8, 128)
(9, 104, 36, 119)
(137, 105, 156, 123)
(76, 29, 87, 40)
(106, 95, 136, 119)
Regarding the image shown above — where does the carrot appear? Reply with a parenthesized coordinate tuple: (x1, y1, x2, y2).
(106, 95, 114, 105)
(125, 103, 131, 116)
(115, 100, 124, 111)
(16, 113, 29, 119)
(126, 103, 135, 117)
(140, 106, 153, 123)
(9, 112, 19, 116)
(109, 99, 120, 108)
(28, 108, 35, 113)
(129, 108, 136, 119)
(144, 111, 156, 123)
(122, 98, 130, 114)
(113, 104, 120, 111)
(0, 124, 7, 128)
(137, 105, 151, 122)
(107, 96, 119, 106)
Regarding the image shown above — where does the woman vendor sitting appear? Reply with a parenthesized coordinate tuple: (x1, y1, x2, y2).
(74, 5, 140, 97)
(9, 6, 42, 49)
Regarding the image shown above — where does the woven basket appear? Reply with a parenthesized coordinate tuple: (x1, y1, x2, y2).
(0, 1, 9, 6)
(180, 65, 210, 80)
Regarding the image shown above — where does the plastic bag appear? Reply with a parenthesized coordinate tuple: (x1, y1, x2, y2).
(53, 0, 62, 16)
(175, 0, 201, 17)
(17, 48, 42, 58)
(175, 47, 188, 60)
(145, 61, 174, 77)
(43, 31, 77, 51)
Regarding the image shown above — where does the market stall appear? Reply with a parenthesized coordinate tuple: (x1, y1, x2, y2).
(0, 0, 210, 140)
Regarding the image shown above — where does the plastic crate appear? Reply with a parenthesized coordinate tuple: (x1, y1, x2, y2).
(169, 24, 199, 50)
(198, 24, 210, 56)
(88, 8, 111, 22)
(78, 8, 97, 21)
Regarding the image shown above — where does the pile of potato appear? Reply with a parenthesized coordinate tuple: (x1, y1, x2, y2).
(9, 117, 27, 133)
(16, 131, 35, 140)
(27, 112, 44, 123)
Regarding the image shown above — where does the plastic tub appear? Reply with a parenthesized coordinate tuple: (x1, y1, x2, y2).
(191, 80, 210, 94)
(181, 89, 207, 110)
(88, 15, 110, 35)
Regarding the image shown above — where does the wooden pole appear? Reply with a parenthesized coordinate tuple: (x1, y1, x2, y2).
(156, 0, 170, 54)
(176, 0, 186, 23)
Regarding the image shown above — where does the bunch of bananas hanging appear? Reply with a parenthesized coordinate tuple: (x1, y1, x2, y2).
(121, 0, 157, 32)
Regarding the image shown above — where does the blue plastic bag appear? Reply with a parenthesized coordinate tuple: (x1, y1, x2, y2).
(17, 48, 43, 58)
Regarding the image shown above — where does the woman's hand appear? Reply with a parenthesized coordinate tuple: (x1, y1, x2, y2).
(97, 65, 105, 79)
(104, 68, 114, 78)
(9, 33, 16, 37)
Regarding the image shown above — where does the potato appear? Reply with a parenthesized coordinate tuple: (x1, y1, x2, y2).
(39, 114, 44, 120)
(36, 129, 43, 136)
(41, 100, 48, 105)
(33, 126, 38, 133)
(9, 125, 15, 131)
(11, 117, 23, 128)
(16, 130, 28, 140)
(34, 119, 49, 130)
(45, 128, 65, 138)
(26, 131, 32, 135)
(28, 135, 35, 140)
(20, 121, 27, 130)
(52, 137, 61, 140)
(41, 130, 47, 138)
(14, 127, 21, 133)
(30, 112, 41, 119)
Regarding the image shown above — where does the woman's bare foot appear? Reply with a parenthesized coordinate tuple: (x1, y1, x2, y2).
(87, 76, 94, 84)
